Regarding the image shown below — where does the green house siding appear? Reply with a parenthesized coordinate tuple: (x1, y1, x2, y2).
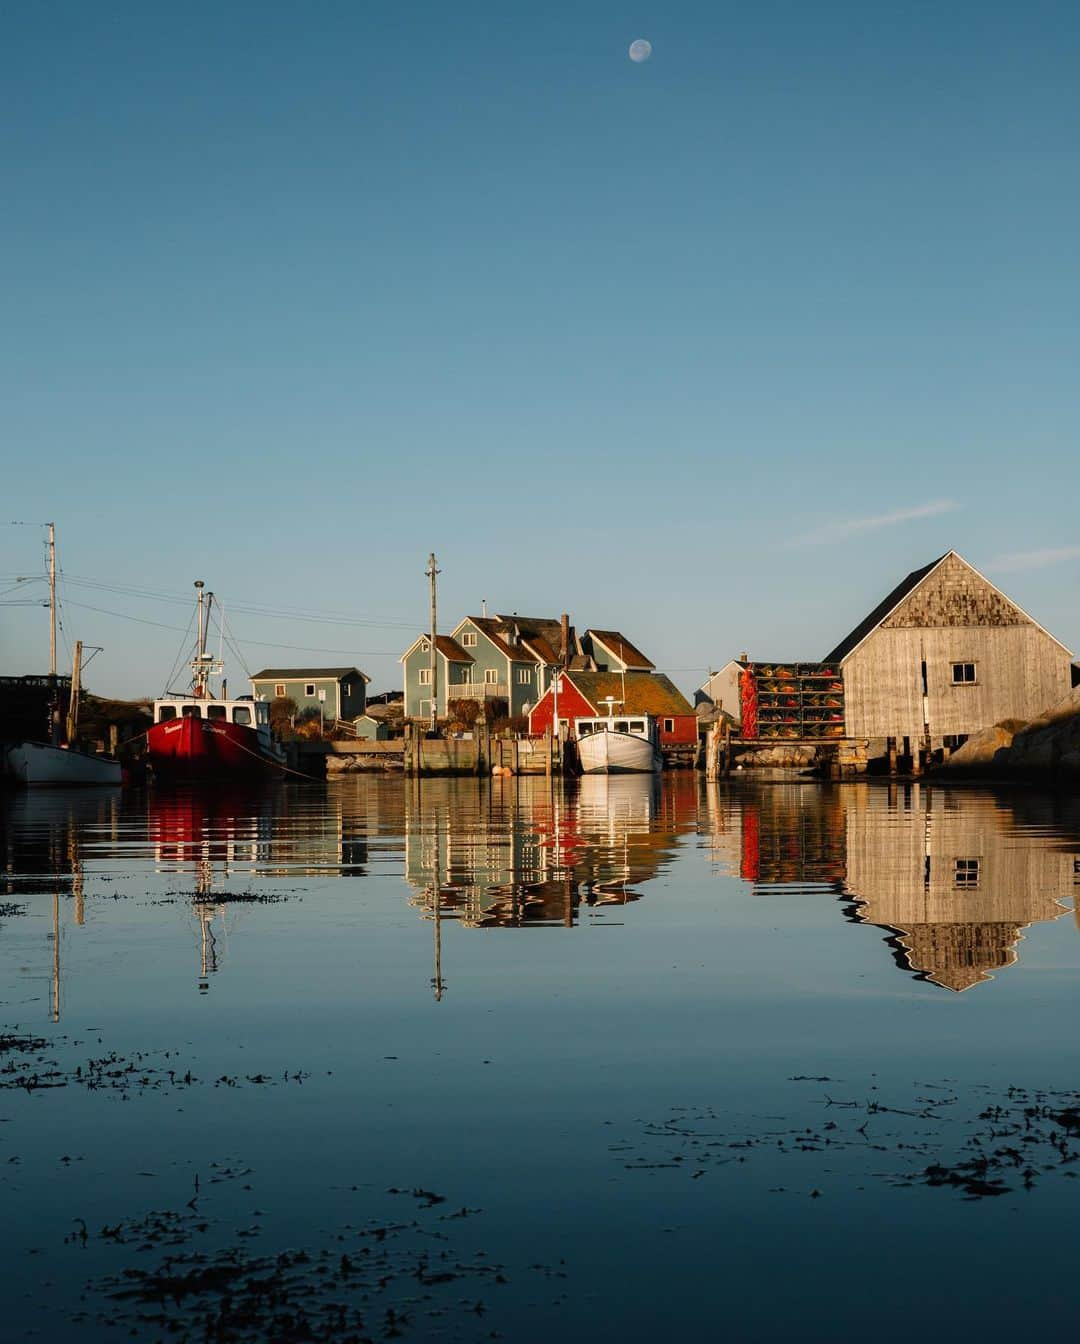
(403, 646, 436, 720)
(252, 675, 365, 720)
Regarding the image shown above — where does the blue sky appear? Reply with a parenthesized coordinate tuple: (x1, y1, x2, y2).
(3, 1, 1078, 698)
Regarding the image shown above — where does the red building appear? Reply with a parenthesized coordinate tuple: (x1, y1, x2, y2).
(528, 671, 697, 748)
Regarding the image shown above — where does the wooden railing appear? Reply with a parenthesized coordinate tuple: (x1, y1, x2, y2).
(445, 683, 508, 700)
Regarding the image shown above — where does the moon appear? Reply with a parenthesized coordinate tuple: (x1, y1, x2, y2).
(628, 38, 652, 63)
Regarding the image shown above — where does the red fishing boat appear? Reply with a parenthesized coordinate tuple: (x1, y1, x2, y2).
(146, 582, 286, 782)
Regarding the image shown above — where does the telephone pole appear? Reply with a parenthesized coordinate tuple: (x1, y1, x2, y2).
(426, 552, 440, 734)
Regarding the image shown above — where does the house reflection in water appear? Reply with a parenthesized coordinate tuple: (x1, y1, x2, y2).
(842, 784, 1075, 992)
(727, 781, 1078, 992)
(404, 774, 699, 930)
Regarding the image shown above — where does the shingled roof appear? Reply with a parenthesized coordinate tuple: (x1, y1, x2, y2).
(251, 667, 368, 681)
(585, 630, 655, 671)
(822, 555, 947, 663)
(567, 671, 692, 718)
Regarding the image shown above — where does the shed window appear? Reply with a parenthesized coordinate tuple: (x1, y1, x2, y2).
(419, 668, 432, 685)
(233, 706, 252, 726)
(517, 668, 531, 684)
(157, 705, 177, 722)
(274, 683, 286, 698)
(343, 682, 351, 696)
(485, 668, 499, 684)
(954, 858, 980, 887)
(951, 663, 977, 685)
(664, 718, 674, 733)
(462, 632, 477, 647)
(305, 683, 316, 696)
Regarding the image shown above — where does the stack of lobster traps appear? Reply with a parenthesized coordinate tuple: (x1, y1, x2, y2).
(738, 662, 845, 742)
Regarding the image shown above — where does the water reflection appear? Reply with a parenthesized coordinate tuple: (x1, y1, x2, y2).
(3, 776, 1079, 1001)
(723, 781, 1080, 992)
(403, 774, 698, 930)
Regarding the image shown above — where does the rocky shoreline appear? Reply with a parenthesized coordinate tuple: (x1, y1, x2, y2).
(939, 686, 1080, 786)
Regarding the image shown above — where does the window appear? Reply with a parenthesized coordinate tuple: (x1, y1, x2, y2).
(343, 682, 351, 697)
(952, 663, 977, 685)
(954, 858, 980, 887)
(305, 683, 316, 696)
(157, 705, 177, 722)
(458, 668, 471, 684)
(182, 704, 201, 718)
(419, 668, 432, 685)
(517, 668, 531, 684)
(207, 704, 227, 721)
(578, 722, 594, 736)
(462, 632, 477, 648)
(629, 721, 645, 734)
(485, 668, 499, 684)
(274, 683, 286, 698)
(615, 722, 629, 734)
(233, 706, 252, 725)
(664, 718, 674, 733)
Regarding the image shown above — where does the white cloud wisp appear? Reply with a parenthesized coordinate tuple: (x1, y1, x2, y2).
(793, 498, 959, 547)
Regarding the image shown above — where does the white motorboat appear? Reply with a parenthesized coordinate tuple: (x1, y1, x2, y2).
(6, 740, 121, 787)
(574, 713, 662, 774)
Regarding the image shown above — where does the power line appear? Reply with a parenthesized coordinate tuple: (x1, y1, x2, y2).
(62, 599, 402, 657)
(60, 574, 420, 631)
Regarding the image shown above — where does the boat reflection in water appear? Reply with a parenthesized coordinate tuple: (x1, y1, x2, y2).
(715, 780, 1080, 992)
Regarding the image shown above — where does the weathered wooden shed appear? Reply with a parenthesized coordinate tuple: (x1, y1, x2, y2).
(825, 551, 1074, 750)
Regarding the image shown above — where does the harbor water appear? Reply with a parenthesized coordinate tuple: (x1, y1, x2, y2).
(2, 775, 1079, 1340)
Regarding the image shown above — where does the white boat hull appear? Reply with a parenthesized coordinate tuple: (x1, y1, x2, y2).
(576, 730, 662, 774)
(6, 741, 122, 787)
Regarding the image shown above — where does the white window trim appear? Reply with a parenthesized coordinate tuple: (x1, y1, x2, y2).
(484, 668, 499, 685)
(305, 683, 316, 696)
(274, 683, 286, 698)
(419, 668, 432, 686)
(462, 632, 477, 647)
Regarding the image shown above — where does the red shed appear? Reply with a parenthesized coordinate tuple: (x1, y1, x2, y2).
(528, 671, 696, 748)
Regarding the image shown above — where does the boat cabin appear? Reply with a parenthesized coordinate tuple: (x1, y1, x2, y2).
(153, 697, 271, 730)
(575, 714, 657, 741)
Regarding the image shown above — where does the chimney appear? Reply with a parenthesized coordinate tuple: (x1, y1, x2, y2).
(482, 598, 487, 617)
(560, 613, 571, 667)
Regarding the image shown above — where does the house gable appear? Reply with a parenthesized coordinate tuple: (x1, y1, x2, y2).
(825, 551, 1072, 663)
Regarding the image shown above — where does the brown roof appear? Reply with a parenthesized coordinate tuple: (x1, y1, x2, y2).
(586, 630, 655, 671)
(435, 635, 473, 663)
(521, 634, 560, 664)
(566, 671, 693, 718)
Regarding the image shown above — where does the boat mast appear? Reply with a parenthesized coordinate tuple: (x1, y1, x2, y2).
(66, 640, 83, 745)
(47, 522, 57, 677)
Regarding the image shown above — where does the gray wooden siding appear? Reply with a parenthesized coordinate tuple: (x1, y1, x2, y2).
(842, 626, 1072, 740)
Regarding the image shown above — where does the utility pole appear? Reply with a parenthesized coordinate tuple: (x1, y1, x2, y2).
(47, 521, 57, 677)
(426, 552, 440, 734)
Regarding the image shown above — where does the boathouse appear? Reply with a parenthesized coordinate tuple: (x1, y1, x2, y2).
(824, 551, 1074, 752)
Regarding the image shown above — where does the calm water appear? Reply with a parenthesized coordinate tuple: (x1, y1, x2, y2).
(2, 775, 1080, 1340)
